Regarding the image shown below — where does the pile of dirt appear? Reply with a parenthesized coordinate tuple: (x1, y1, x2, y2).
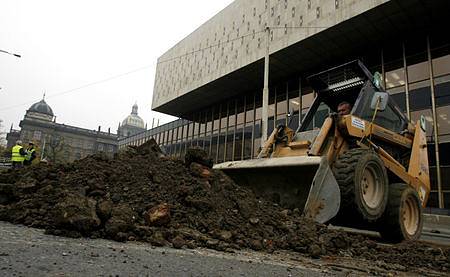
(0, 139, 448, 273)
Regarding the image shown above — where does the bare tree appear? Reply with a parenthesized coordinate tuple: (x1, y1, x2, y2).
(0, 119, 7, 157)
(44, 135, 69, 164)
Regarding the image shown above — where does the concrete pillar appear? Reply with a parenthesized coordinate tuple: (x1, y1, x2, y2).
(402, 42, 411, 120)
(427, 36, 443, 209)
(261, 27, 270, 147)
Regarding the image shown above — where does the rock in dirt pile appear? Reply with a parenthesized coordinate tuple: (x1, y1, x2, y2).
(0, 139, 448, 273)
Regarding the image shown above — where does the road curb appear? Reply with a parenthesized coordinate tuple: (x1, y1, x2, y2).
(424, 213, 450, 224)
(424, 214, 450, 235)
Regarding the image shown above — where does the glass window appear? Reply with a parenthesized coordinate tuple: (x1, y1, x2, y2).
(194, 122, 200, 136)
(246, 108, 254, 123)
(85, 141, 94, 149)
(289, 97, 301, 112)
(433, 54, 450, 77)
(237, 111, 245, 125)
(253, 138, 261, 159)
(437, 105, 450, 143)
(387, 85, 406, 112)
(409, 80, 432, 111)
(210, 136, 218, 161)
(213, 119, 220, 131)
(229, 114, 236, 127)
(314, 106, 329, 128)
(390, 92, 406, 112)
(226, 133, 233, 161)
(176, 126, 182, 140)
(217, 134, 225, 163)
(33, 131, 41, 141)
(301, 93, 314, 109)
(255, 107, 262, 120)
(220, 114, 228, 128)
(233, 125, 243, 160)
(220, 117, 230, 133)
(440, 142, 450, 166)
(188, 123, 194, 138)
(166, 131, 171, 143)
(243, 125, 253, 159)
(168, 130, 173, 142)
(435, 76, 450, 107)
(385, 67, 405, 88)
(268, 103, 275, 118)
(277, 100, 288, 115)
(408, 61, 429, 83)
(200, 121, 206, 136)
(182, 123, 188, 138)
(353, 85, 407, 133)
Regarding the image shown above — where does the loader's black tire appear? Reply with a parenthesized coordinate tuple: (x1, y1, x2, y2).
(378, 183, 423, 242)
(334, 148, 388, 222)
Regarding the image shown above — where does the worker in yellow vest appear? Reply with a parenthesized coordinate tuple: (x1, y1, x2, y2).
(11, 140, 27, 169)
(24, 141, 37, 166)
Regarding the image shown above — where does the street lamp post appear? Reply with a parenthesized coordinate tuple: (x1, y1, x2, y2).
(0, 49, 21, 58)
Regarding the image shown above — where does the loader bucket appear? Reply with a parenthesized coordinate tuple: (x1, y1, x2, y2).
(214, 156, 341, 223)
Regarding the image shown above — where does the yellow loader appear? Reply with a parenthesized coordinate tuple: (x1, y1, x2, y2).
(214, 60, 430, 242)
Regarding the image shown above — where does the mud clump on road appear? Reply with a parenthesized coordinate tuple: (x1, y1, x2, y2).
(0, 140, 448, 273)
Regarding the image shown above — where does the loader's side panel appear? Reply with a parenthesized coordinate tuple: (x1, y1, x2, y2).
(309, 117, 333, 156)
(325, 125, 349, 167)
(272, 146, 309, 157)
(341, 115, 429, 206)
(408, 121, 431, 206)
(342, 116, 413, 149)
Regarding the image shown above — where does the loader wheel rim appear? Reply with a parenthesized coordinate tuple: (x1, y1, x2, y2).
(361, 164, 384, 210)
(403, 195, 420, 236)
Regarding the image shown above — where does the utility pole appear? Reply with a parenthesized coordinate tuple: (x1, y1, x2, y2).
(427, 36, 443, 208)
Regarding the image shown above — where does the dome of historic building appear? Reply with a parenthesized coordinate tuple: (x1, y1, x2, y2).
(28, 99, 54, 116)
(121, 103, 145, 129)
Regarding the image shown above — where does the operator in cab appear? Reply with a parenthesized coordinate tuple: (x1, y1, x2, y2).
(337, 101, 352, 117)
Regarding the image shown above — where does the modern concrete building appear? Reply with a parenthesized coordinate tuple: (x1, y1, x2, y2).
(120, 0, 450, 209)
(7, 98, 118, 163)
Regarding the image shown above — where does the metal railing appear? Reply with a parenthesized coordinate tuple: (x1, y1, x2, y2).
(0, 157, 12, 169)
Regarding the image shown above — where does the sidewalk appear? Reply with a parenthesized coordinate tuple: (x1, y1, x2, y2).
(423, 214, 450, 236)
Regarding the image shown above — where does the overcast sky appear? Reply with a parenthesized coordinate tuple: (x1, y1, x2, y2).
(0, 0, 233, 134)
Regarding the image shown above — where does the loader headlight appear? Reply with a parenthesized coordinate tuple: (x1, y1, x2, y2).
(420, 115, 426, 132)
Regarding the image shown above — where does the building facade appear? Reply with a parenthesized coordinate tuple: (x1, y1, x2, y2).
(120, 0, 449, 209)
(7, 99, 118, 163)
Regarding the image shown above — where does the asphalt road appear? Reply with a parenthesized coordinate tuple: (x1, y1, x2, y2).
(1, 221, 449, 277)
(0, 222, 334, 277)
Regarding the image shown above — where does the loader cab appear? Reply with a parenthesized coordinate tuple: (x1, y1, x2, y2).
(299, 60, 408, 134)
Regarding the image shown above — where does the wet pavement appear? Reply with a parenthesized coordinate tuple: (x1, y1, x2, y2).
(0, 221, 332, 277)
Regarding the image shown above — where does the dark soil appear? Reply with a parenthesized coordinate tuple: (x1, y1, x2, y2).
(0, 140, 448, 273)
